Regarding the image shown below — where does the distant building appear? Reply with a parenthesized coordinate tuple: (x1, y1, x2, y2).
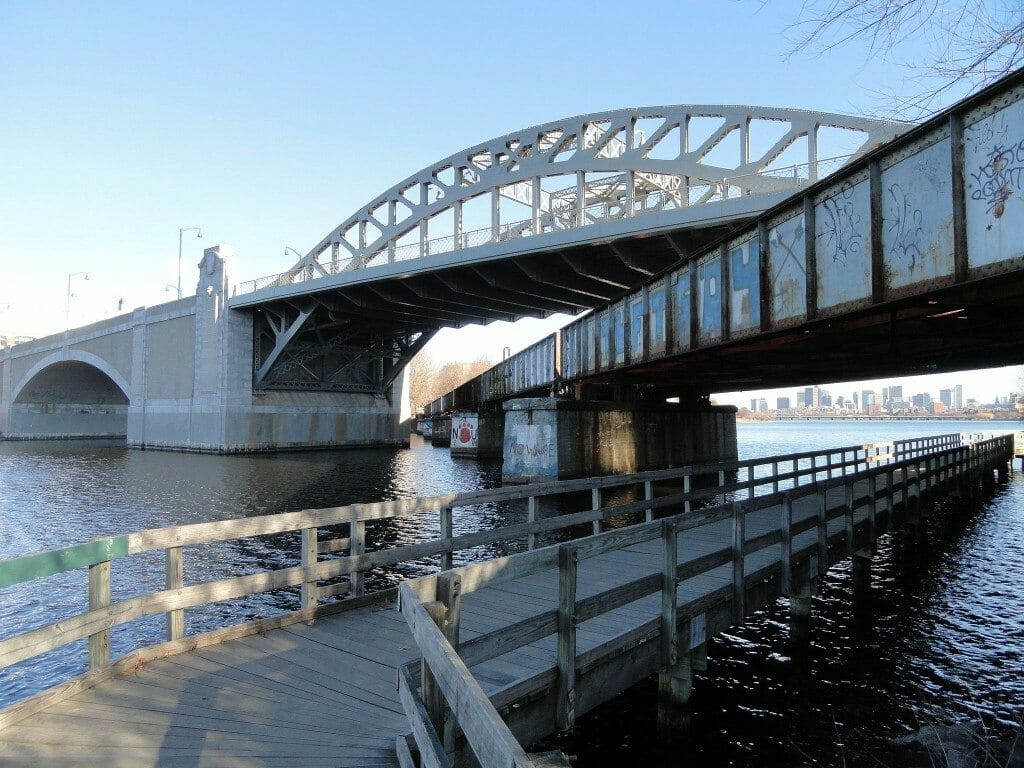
(954, 384, 964, 410)
(797, 391, 806, 408)
(750, 398, 758, 411)
(820, 390, 832, 408)
(758, 398, 768, 412)
(911, 392, 932, 408)
(939, 388, 953, 408)
(777, 396, 791, 410)
(861, 390, 876, 413)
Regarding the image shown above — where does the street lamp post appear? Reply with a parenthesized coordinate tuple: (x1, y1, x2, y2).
(66, 271, 89, 329)
(177, 227, 203, 299)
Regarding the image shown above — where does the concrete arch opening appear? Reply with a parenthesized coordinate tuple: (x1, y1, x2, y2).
(9, 360, 129, 440)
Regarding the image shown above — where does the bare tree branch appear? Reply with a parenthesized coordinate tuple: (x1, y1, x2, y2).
(784, 0, 1024, 117)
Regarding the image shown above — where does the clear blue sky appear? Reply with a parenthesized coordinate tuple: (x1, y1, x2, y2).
(0, 1, 1016, 405)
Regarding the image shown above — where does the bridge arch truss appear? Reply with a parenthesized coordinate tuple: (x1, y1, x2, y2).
(264, 105, 903, 289)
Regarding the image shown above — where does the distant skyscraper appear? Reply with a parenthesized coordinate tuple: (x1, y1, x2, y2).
(889, 385, 903, 401)
(758, 398, 768, 412)
(802, 386, 820, 408)
(861, 390, 875, 413)
(954, 384, 964, 410)
(777, 396, 791, 410)
(750, 398, 758, 411)
(797, 391, 806, 408)
(940, 388, 953, 408)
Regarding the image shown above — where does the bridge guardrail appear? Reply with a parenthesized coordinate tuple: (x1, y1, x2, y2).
(232, 155, 853, 298)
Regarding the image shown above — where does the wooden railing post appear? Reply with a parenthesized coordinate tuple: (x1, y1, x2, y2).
(887, 466, 896, 523)
(591, 487, 602, 536)
(867, 473, 877, 542)
(300, 527, 318, 611)
(780, 491, 793, 596)
(718, 470, 726, 505)
(815, 483, 828, 576)
(350, 514, 365, 596)
(557, 544, 578, 730)
(772, 460, 780, 493)
(87, 560, 111, 669)
(731, 502, 745, 623)
(683, 474, 692, 514)
(527, 496, 538, 550)
(644, 480, 655, 523)
(166, 546, 184, 640)
(421, 601, 446, 739)
(440, 507, 453, 570)
(436, 572, 462, 757)
(844, 481, 855, 556)
(661, 520, 678, 667)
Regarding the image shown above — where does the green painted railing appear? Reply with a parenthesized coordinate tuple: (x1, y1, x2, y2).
(0, 536, 128, 590)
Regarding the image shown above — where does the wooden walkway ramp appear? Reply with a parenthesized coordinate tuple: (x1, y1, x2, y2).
(0, 435, 1011, 767)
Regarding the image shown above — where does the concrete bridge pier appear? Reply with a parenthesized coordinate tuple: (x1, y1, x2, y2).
(429, 415, 451, 447)
(500, 396, 737, 484)
(449, 408, 504, 458)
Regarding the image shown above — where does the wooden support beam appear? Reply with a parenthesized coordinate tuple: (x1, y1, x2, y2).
(165, 546, 184, 641)
(87, 560, 111, 670)
(300, 527, 318, 611)
(557, 545, 578, 730)
(731, 503, 745, 623)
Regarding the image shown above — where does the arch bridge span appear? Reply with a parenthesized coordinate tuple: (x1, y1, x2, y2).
(231, 105, 903, 393)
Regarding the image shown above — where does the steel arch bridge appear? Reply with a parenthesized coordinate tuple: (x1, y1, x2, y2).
(233, 104, 905, 393)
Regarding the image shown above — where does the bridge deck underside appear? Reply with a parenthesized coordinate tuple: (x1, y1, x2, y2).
(0, 477, 900, 766)
(590, 270, 1024, 395)
(245, 223, 735, 333)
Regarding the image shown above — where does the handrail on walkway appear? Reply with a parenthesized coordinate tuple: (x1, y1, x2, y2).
(0, 432, 1005, 739)
(394, 433, 1012, 767)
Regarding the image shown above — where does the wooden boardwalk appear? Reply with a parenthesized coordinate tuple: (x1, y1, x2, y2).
(0, 435, 1011, 767)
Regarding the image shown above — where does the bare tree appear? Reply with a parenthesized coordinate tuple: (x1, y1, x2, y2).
(785, 0, 1024, 116)
(407, 354, 493, 414)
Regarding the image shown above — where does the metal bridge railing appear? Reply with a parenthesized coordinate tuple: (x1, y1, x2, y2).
(232, 154, 854, 297)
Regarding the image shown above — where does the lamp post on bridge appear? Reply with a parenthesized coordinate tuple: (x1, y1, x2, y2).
(177, 227, 203, 300)
(65, 271, 89, 330)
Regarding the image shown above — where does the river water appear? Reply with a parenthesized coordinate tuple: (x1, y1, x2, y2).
(0, 420, 1021, 765)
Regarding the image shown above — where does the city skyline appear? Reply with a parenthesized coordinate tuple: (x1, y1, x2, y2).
(724, 368, 1021, 413)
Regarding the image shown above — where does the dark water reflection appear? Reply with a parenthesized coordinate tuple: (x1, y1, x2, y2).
(1, 421, 1022, 766)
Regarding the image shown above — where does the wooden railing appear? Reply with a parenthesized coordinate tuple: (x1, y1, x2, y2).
(0, 432, 992, 730)
(395, 434, 1012, 767)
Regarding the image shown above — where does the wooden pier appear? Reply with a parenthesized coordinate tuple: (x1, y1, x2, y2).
(0, 433, 1012, 767)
